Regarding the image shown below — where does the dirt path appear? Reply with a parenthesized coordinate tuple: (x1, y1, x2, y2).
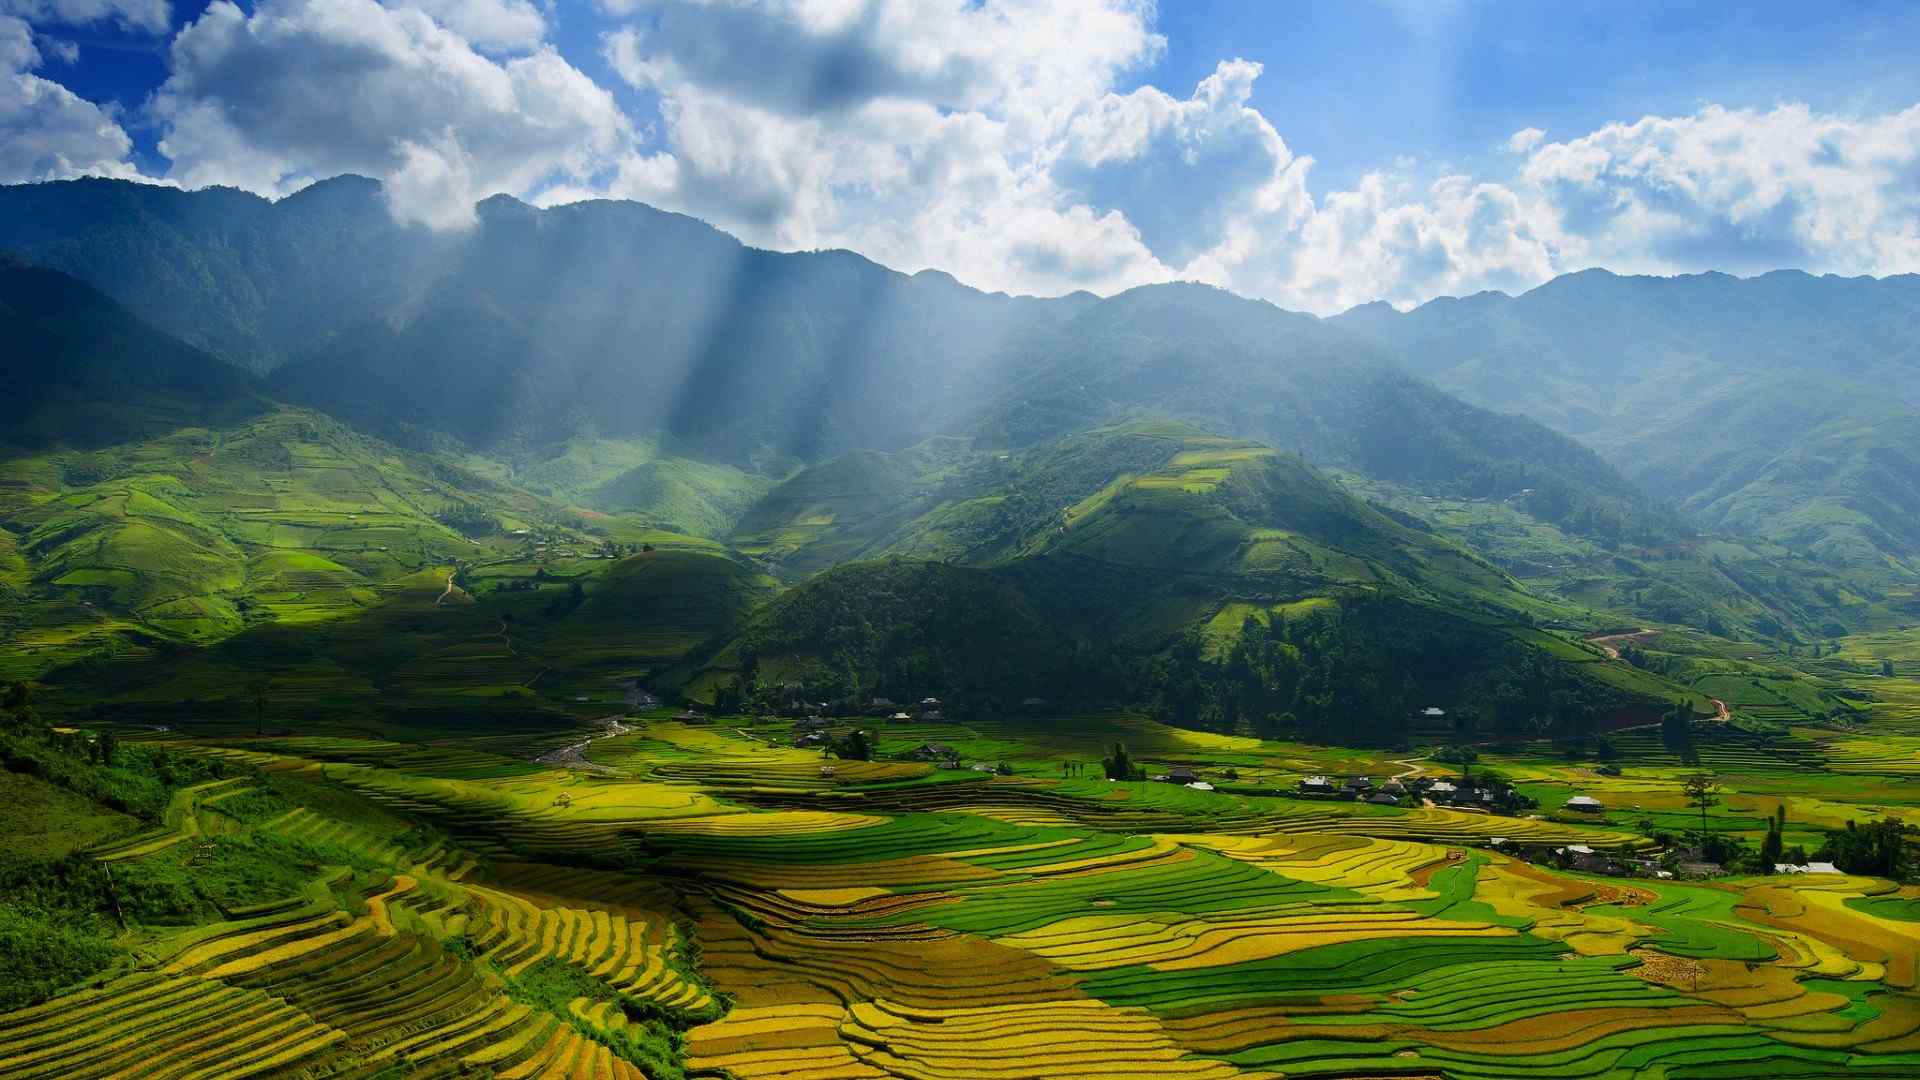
(1710, 697, 1729, 721)
(1391, 755, 1432, 781)
(1586, 628, 1661, 660)
(434, 572, 456, 606)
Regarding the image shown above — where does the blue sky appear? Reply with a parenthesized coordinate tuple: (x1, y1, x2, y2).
(1148, 1, 1920, 187)
(6, 1, 1920, 311)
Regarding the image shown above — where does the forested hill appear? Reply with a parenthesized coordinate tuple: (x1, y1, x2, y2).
(0, 260, 264, 447)
(1332, 269, 1920, 569)
(970, 282, 1679, 544)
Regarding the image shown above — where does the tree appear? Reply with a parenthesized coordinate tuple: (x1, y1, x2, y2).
(1682, 772, 1721, 834)
(1102, 742, 1137, 781)
(1661, 704, 1693, 755)
(250, 676, 272, 737)
(0, 681, 37, 729)
(1819, 819, 1915, 878)
(832, 729, 873, 762)
(1759, 804, 1786, 870)
(96, 729, 119, 767)
(1883, 659, 1898, 678)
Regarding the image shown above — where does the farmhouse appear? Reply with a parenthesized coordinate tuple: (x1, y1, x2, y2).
(673, 709, 708, 725)
(889, 711, 913, 723)
(1774, 861, 1842, 875)
(1427, 780, 1458, 799)
(1564, 795, 1605, 813)
(908, 742, 956, 762)
(1344, 776, 1374, 797)
(1366, 792, 1400, 806)
(1166, 766, 1199, 785)
(1298, 775, 1335, 796)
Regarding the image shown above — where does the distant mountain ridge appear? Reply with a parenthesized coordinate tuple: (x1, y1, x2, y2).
(9, 176, 1919, 574)
(1334, 268, 1920, 568)
(0, 176, 1666, 551)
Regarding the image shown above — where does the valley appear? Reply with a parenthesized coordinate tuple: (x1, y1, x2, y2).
(2, 177, 1918, 1080)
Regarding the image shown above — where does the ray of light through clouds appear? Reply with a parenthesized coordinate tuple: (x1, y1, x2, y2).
(4, 0, 1920, 312)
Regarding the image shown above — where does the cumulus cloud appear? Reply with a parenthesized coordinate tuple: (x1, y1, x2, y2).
(590, 0, 1172, 295)
(9, 0, 1920, 309)
(588, 1, 1920, 311)
(153, 0, 630, 228)
(1505, 126, 1544, 154)
(1519, 102, 1920, 277)
(1053, 59, 1311, 267)
(402, 0, 542, 51)
(0, 13, 143, 183)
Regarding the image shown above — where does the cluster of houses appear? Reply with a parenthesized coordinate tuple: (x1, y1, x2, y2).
(788, 697, 950, 748)
(1294, 773, 1534, 813)
(1483, 838, 1840, 881)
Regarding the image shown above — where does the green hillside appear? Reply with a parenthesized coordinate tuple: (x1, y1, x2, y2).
(1335, 269, 1920, 580)
(686, 425, 1704, 741)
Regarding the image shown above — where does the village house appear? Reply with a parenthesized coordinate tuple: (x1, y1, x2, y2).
(908, 742, 956, 762)
(1344, 776, 1374, 798)
(1773, 861, 1841, 875)
(1166, 766, 1199, 785)
(889, 711, 913, 723)
(1298, 775, 1335, 796)
(1564, 795, 1605, 814)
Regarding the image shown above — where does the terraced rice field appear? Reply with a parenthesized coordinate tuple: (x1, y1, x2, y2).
(8, 713, 1920, 1078)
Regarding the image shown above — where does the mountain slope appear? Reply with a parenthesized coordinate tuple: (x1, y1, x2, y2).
(1, 178, 1661, 548)
(1334, 269, 1920, 573)
(971, 283, 1680, 545)
(0, 259, 262, 447)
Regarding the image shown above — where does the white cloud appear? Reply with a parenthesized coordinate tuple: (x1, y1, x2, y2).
(1505, 126, 1544, 154)
(0, 13, 144, 183)
(0, 0, 169, 33)
(402, 0, 542, 51)
(587, 0, 1920, 312)
(589, 0, 1172, 295)
(153, 0, 630, 229)
(10, 0, 1920, 310)
(1053, 59, 1311, 267)
(1519, 102, 1920, 277)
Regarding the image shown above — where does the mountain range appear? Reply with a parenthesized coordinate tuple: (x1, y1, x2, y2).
(0, 174, 1906, 737)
